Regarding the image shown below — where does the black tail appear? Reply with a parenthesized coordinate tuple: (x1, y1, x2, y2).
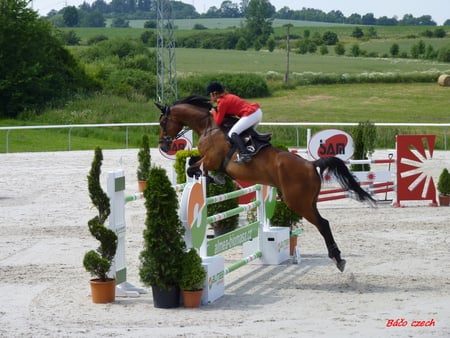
(314, 157, 376, 206)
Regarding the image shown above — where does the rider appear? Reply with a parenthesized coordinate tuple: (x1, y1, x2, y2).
(206, 81, 263, 164)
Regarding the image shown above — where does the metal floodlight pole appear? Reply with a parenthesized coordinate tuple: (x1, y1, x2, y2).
(156, 0, 177, 105)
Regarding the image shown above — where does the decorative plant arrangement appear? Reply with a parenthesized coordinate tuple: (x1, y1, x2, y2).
(437, 168, 450, 206)
(351, 121, 376, 172)
(83, 147, 118, 303)
(139, 165, 186, 308)
(137, 134, 151, 192)
(179, 248, 207, 308)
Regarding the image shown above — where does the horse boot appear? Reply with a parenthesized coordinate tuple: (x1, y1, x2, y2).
(230, 133, 251, 164)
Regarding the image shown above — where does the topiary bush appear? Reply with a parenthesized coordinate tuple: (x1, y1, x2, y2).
(83, 147, 118, 281)
(139, 166, 186, 290)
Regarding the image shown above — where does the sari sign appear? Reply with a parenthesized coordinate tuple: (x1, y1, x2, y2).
(308, 129, 354, 161)
(159, 130, 193, 160)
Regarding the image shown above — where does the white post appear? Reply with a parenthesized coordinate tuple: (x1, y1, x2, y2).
(107, 170, 146, 297)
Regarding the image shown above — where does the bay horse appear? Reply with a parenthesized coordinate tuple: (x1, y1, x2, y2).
(157, 95, 375, 272)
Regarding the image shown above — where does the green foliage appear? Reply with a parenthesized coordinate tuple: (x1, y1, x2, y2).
(0, 0, 97, 118)
(236, 36, 248, 50)
(351, 121, 377, 172)
(207, 176, 239, 232)
(111, 17, 129, 28)
(144, 20, 156, 28)
(179, 248, 206, 291)
(322, 31, 339, 45)
(438, 45, 450, 62)
(83, 147, 118, 281)
(137, 134, 151, 181)
(244, 0, 275, 46)
(193, 23, 207, 30)
(87, 34, 108, 45)
(390, 43, 400, 57)
(139, 166, 186, 290)
(75, 38, 156, 100)
(352, 27, 364, 39)
(63, 6, 79, 27)
(178, 73, 270, 98)
(437, 168, 450, 196)
(61, 30, 81, 45)
(267, 37, 276, 52)
(174, 149, 201, 184)
(335, 42, 346, 55)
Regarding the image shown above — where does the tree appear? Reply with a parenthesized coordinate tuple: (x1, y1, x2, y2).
(80, 10, 106, 27)
(351, 27, 364, 39)
(0, 0, 97, 118)
(63, 6, 79, 27)
(322, 31, 338, 45)
(334, 42, 346, 56)
(390, 43, 400, 57)
(244, 0, 275, 46)
(350, 44, 361, 57)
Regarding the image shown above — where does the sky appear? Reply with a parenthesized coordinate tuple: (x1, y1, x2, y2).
(32, 0, 449, 25)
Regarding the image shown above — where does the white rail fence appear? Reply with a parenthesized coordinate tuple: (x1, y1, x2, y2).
(1, 122, 449, 153)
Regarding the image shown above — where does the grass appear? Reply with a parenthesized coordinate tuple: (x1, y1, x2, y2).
(2, 83, 449, 152)
(2, 22, 449, 153)
(175, 48, 450, 76)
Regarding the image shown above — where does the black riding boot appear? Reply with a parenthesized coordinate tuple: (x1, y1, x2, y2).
(230, 133, 251, 164)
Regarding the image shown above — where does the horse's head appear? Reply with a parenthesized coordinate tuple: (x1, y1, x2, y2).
(156, 96, 214, 152)
(155, 102, 184, 153)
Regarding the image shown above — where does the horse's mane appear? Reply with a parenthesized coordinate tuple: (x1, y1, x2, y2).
(174, 95, 212, 109)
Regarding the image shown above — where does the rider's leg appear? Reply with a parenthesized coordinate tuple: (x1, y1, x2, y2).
(230, 133, 251, 163)
(228, 109, 263, 164)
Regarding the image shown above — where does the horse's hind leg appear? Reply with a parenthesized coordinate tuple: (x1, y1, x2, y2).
(289, 201, 346, 272)
(314, 212, 346, 272)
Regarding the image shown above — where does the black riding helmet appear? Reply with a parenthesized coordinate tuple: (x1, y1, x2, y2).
(206, 81, 225, 96)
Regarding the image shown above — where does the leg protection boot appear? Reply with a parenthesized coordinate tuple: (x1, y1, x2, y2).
(230, 133, 251, 163)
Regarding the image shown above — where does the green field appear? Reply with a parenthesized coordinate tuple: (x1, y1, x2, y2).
(2, 22, 450, 153)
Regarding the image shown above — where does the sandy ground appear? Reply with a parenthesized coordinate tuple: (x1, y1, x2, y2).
(0, 148, 449, 338)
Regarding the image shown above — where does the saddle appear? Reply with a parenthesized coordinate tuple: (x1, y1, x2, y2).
(186, 116, 272, 182)
(220, 116, 272, 164)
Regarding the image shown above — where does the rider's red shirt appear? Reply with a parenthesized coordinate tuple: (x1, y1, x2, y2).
(213, 93, 260, 126)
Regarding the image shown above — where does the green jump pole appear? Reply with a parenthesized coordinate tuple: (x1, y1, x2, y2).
(224, 251, 262, 275)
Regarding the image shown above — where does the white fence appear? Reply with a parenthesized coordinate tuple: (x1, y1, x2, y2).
(1, 122, 449, 153)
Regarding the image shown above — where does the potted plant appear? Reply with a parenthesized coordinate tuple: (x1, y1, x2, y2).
(350, 121, 376, 172)
(139, 165, 186, 308)
(137, 134, 151, 192)
(83, 147, 118, 304)
(179, 248, 207, 308)
(437, 168, 450, 206)
(270, 195, 302, 256)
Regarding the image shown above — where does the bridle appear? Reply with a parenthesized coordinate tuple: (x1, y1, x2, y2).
(158, 103, 215, 149)
(158, 105, 187, 148)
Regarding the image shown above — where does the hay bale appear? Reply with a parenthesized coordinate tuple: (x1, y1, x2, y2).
(438, 74, 450, 86)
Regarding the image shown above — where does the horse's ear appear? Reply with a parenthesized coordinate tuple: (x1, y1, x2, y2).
(154, 102, 164, 112)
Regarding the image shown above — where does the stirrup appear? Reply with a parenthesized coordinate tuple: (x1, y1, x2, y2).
(234, 154, 251, 164)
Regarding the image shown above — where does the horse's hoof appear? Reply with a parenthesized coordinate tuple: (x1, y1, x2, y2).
(336, 259, 346, 272)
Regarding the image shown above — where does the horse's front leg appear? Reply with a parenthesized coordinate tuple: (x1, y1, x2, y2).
(186, 156, 203, 178)
(188, 156, 225, 185)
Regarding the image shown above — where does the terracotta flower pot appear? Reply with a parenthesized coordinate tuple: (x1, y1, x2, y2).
(289, 236, 298, 256)
(89, 278, 116, 304)
(138, 180, 147, 192)
(182, 289, 203, 308)
(438, 195, 450, 206)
